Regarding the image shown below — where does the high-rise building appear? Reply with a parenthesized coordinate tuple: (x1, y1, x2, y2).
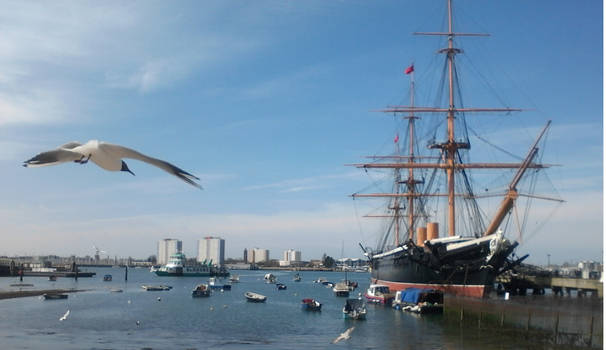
(243, 248, 248, 262)
(283, 249, 302, 263)
(157, 238, 182, 265)
(197, 237, 225, 267)
(247, 248, 269, 263)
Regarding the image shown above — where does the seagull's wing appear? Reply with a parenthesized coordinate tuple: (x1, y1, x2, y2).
(57, 141, 82, 150)
(23, 148, 83, 168)
(98, 142, 202, 189)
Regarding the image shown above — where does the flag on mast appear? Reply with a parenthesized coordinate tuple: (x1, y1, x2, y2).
(404, 64, 414, 74)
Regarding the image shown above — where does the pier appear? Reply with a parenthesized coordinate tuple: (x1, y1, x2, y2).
(496, 273, 603, 298)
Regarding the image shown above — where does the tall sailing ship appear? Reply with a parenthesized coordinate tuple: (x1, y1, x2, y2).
(351, 1, 562, 298)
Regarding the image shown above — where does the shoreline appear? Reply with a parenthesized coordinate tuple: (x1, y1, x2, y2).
(0, 289, 87, 300)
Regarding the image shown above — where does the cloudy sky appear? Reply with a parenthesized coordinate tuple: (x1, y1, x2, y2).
(0, 0, 601, 265)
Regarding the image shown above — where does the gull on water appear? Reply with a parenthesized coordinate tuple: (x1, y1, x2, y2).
(59, 310, 70, 321)
(23, 140, 201, 188)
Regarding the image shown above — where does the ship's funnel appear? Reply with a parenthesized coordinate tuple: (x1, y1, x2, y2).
(427, 222, 439, 240)
(416, 227, 427, 246)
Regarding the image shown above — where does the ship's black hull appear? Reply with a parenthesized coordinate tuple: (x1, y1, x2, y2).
(369, 238, 515, 298)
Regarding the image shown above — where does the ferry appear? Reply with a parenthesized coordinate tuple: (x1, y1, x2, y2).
(155, 253, 229, 277)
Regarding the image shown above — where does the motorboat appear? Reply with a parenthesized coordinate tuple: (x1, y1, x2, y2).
(333, 282, 350, 297)
(276, 283, 287, 290)
(301, 298, 322, 311)
(364, 284, 394, 304)
(392, 288, 443, 314)
(192, 284, 211, 297)
(264, 273, 276, 283)
(103, 274, 112, 281)
(48, 275, 57, 281)
(293, 273, 302, 282)
(229, 274, 240, 283)
(245, 291, 267, 302)
(343, 298, 366, 320)
(43, 293, 68, 300)
(141, 285, 173, 291)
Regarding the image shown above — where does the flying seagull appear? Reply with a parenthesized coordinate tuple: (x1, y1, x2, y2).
(59, 309, 70, 321)
(23, 140, 202, 189)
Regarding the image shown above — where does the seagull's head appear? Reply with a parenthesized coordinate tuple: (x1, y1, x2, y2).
(121, 161, 135, 176)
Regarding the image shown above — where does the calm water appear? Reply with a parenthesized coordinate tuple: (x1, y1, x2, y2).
(0, 268, 567, 349)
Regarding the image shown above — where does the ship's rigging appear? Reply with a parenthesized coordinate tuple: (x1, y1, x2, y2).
(350, 0, 563, 254)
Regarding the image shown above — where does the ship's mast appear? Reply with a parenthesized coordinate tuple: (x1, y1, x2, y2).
(350, 0, 553, 248)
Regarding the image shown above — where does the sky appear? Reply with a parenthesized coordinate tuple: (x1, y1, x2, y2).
(0, 0, 601, 265)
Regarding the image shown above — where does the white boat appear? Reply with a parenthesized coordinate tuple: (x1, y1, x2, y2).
(364, 284, 394, 304)
(333, 282, 350, 297)
(245, 291, 267, 302)
(229, 274, 240, 283)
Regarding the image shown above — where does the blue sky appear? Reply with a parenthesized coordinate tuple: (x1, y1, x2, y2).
(0, 1, 601, 265)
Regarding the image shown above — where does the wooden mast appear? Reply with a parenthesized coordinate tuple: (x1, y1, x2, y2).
(350, 0, 554, 248)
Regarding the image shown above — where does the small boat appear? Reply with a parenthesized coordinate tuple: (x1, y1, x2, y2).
(48, 275, 57, 281)
(43, 293, 68, 300)
(103, 274, 112, 281)
(293, 273, 301, 282)
(264, 273, 276, 284)
(141, 285, 173, 291)
(110, 288, 123, 293)
(222, 284, 232, 291)
(229, 274, 240, 283)
(314, 277, 327, 284)
(392, 288, 443, 314)
(364, 284, 394, 304)
(209, 277, 231, 290)
(343, 298, 366, 320)
(346, 280, 358, 290)
(245, 291, 267, 302)
(192, 284, 211, 297)
(301, 298, 322, 311)
(333, 282, 350, 297)
(276, 283, 287, 290)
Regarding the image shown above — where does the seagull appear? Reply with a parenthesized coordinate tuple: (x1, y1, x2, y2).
(23, 140, 202, 188)
(59, 310, 70, 321)
(331, 326, 355, 344)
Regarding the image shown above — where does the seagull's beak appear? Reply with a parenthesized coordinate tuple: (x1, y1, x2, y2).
(121, 161, 135, 176)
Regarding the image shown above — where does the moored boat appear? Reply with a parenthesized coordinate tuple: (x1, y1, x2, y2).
(245, 291, 266, 302)
(192, 284, 211, 297)
(333, 282, 350, 297)
(343, 298, 366, 320)
(103, 274, 112, 281)
(141, 285, 172, 291)
(392, 288, 443, 314)
(293, 273, 301, 282)
(43, 293, 68, 300)
(364, 284, 394, 304)
(301, 298, 322, 311)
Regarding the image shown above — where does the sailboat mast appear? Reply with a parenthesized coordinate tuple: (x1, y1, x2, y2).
(446, 0, 457, 237)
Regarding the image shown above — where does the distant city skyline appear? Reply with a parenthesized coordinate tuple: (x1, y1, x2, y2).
(0, 1, 600, 265)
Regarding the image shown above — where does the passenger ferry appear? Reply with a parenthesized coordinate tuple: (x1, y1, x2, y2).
(155, 253, 228, 277)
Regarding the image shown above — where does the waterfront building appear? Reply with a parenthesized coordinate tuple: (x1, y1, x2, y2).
(280, 249, 302, 266)
(157, 239, 182, 265)
(197, 237, 225, 267)
(243, 248, 248, 262)
(246, 248, 269, 263)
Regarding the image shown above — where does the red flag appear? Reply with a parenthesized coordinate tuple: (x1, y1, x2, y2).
(394, 133, 399, 143)
(404, 64, 414, 74)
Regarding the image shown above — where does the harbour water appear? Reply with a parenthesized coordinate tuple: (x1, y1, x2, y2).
(0, 268, 592, 349)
